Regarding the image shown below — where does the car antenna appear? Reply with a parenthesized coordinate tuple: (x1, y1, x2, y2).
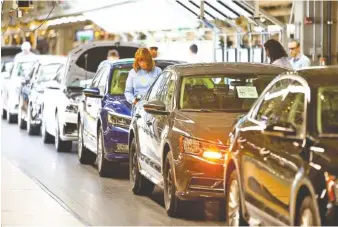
(84, 53, 88, 88)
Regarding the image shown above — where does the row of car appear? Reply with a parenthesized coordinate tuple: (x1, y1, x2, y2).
(1, 42, 338, 226)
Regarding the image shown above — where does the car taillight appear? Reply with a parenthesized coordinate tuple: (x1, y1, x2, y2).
(325, 172, 338, 203)
(179, 136, 227, 160)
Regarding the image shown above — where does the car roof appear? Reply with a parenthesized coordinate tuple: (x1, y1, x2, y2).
(286, 66, 338, 87)
(36, 55, 67, 66)
(165, 62, 289, 76)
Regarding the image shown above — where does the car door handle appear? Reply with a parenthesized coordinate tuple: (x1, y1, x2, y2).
(135, 113, 141, 119)
(146, 121, 152, 126)
(87, 104, 92, 107)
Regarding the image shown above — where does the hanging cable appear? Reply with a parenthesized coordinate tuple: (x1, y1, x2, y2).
(15, 1, 56, 33)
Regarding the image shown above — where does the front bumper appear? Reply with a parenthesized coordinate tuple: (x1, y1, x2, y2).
(104, 125, 129, 162)
(59, 111, 78, 141)
(174, 154, 224, 201)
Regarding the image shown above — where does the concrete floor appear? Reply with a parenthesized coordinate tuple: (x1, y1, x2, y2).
(1, 120, 225, 226)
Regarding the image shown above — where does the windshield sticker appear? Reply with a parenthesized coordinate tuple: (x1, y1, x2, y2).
(236, 86, 259, 98)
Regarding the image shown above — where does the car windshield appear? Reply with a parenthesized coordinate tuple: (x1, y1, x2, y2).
(109, 68, 131, 95)
(318, 86, 338, 135)
(37, 64, 62, 82)
(180, 75, 274, 112)
(14, 62, 35, 77)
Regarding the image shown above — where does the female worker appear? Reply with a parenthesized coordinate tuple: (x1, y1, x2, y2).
(264, 39, 292, 69)
(125, 48, 162, 104)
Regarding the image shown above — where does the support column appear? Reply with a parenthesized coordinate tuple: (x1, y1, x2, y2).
(293, 0, 338, 65)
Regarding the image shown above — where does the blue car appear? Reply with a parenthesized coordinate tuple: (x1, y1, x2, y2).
(77, 59, 182, 177)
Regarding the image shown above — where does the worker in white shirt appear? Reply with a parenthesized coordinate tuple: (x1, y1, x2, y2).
(187, 44, 203, 63)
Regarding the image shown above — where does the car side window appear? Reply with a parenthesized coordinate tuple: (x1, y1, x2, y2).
(255, 79, 292, 123)
(255, 78, 306, 137)
(147, 72, 167, 101)
(158, 72, 176, 110)
(91, 67, 104, 87)
(277, 80, 306, 136)
(98, 67, 110, 94)
(55, 66, 64, 84)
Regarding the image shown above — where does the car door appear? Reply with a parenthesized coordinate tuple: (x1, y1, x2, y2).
(237, 78, 292, 215)
(91, 66, 110, 151)
(145, 72, 176, 182)
(136, 72, 168, 177)
(83, 67, 104, 150)
(251, 78, 308, 224)
(42, 66, 64, 136)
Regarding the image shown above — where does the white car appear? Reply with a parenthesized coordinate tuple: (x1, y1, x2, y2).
(41, 41, 141, 152)
(1, 56, 38, 123)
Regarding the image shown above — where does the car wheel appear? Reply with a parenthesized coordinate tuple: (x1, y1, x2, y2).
(163, 151, 182, 217)
(41, 116, 54, 143)
(2, 108, 7, 120)
(297, 196, 320, 226)
(7, 109, 17, 124)
(77, 121, 95, 164)
(96, 127, 117, 177)
(18, 99, 26, 129)
(226, 170, 247, 226)
(129, 137, 154, 195)
(27, 103, 40, 135)
(55, 113, 72, 152)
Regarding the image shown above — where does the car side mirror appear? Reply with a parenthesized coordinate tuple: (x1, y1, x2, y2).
(262, 122, 297, 137)
(144, 100, 169, 115)
(2, 72, 10, 79)
(83, 87, 102, 98)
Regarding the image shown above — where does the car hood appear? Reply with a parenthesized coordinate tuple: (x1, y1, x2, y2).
(173, 111, 244, 145)
(63, 41, 140, 87)
(313, 137, 338, 176)
(106, 95, 132, 116)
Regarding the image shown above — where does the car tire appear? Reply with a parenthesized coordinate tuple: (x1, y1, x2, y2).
(296, 196, 320, 226)
(129, 137, 154, 195)
(97, 127, 117, 177)
(18, 100, 26, 129)
(77, 121, 95, 164)
(41, 118, 54, 143)
(163, 151, 182, 217)
(27, 103, 40, 135)
(7, 110, 17, 124)
(55, 113, 72, 152)
(226, 170, 247, 226)
(2, 108, 7, 120)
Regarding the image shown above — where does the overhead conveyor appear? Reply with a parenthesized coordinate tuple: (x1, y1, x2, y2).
(173, 0, 288, 63)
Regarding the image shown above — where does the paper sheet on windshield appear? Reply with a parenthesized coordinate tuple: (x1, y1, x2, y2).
(236, 86, 259, 98)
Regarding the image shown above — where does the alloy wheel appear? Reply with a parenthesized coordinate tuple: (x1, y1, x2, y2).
(27, 105, 31, 132)
(228, 178, 240, 226)
(55, 115, 59, 149)
(164, 161, 173, 209)
(96, 130, 103, 172)
(77, 124, 83, 159)
(300, 208, 314, 227)
(131, 148, 138, 185)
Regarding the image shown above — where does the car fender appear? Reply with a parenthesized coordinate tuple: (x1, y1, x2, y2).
(289, 171, 322, 226)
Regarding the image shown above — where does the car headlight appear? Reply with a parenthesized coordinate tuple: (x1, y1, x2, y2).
(107, 112, 131, 129)
(65, 104, 78, 113)
(179, 136, 227, 160)
(325, 173, 338, 204)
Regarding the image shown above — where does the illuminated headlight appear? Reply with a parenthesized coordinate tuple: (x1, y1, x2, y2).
(65, 104, 78, 113)
(325, 173, 338, 204)
(179, 136, 227, 160)
(107, 113, 131, 128)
